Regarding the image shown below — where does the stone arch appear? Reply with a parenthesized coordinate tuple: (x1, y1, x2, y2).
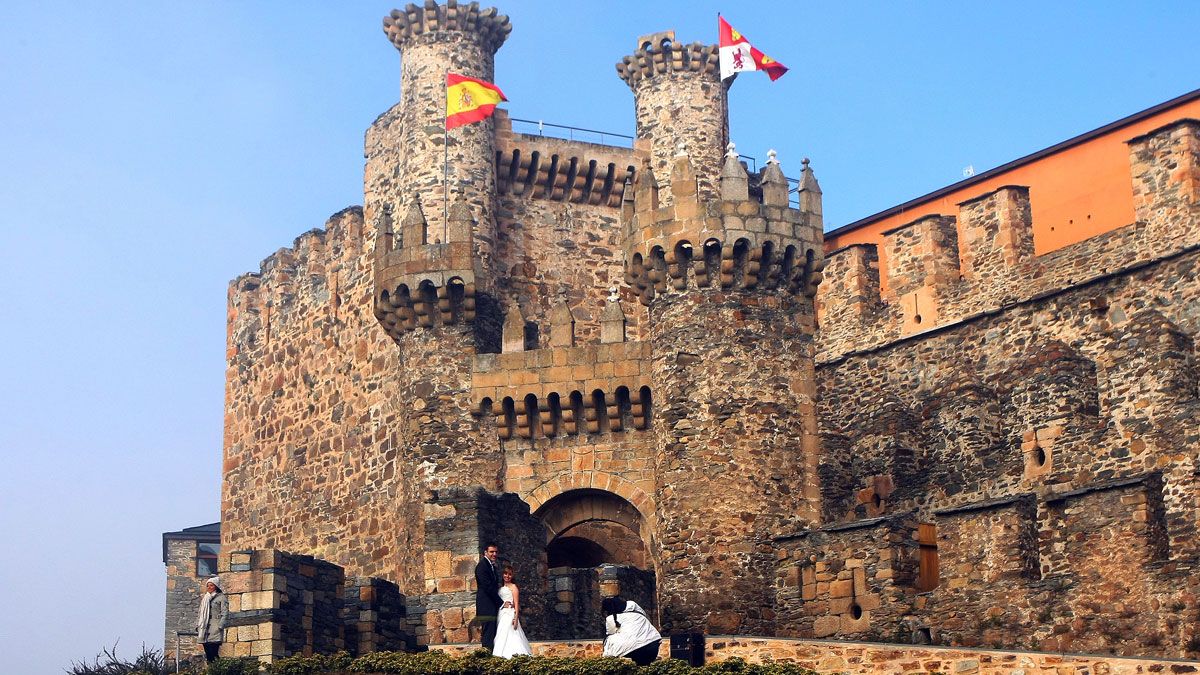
(523, 470, 654, 523)
(533, 487, 650, 570)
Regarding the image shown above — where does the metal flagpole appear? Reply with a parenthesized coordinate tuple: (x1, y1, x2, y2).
(445, 71, 451, 232)
(444, 125, 450, 231)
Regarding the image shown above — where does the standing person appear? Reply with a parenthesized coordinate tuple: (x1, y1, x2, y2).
(196, 576, 228, 663)
(601, 596, 661, 666)
(474, 543, 504, 652)
(492, 566, 533, 658)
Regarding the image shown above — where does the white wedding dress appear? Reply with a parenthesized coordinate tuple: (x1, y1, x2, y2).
(492, 585, 532, 658)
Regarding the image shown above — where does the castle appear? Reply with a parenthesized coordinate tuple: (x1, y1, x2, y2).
(163, 1, 1200, 665)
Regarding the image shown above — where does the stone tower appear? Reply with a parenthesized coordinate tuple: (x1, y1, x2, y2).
(617, 31, 729, 202)
(619, 37, 826, 635)
(370, 1, 512, 496)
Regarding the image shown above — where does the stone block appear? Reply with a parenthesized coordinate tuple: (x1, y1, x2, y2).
(425, 550, 453, 579)
(829, 579, 853, 598)
(813, 615, 840, 637)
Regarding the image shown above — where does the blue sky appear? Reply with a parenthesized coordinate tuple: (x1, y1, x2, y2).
(0, 2, 1196, 672)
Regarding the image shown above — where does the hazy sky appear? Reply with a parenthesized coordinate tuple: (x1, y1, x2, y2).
(1, 2, 1196, 673)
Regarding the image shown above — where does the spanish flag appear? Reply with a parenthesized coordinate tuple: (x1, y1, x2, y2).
(446, 73, 507, 130)
(718, 16, 788, 82)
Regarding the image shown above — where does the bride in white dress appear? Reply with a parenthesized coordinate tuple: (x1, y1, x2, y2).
(492, 566, 533, 658)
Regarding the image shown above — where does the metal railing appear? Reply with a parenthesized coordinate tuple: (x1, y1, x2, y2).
(508, 117, 634, 147)
(174, 631, 198, 674)
(505, 123, 802, 207)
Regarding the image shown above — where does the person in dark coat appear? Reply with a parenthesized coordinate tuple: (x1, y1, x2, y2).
(474, 542, 504, 651)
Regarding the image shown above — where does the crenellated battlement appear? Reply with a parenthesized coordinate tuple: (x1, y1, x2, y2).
(226, 207, 366, 354)
(382, 1, 511, 53)
(615, 32, 720, 88)
(816, 119, 1200, 360)
(372, 198, 481, 340)
(621, 148, 824, 304)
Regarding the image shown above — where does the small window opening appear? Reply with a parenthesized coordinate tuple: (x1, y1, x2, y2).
(197, 542, 220, 577)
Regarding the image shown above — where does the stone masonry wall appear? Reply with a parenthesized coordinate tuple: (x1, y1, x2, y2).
(803, 120, 1200, 657)
(164, 539, 206, 667)
(221, 208, 427, 594)
(218, 549, 346, 662)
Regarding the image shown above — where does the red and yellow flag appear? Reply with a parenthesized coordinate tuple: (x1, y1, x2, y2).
(446, 73, 507, 130)
(718, 16, 788, 82)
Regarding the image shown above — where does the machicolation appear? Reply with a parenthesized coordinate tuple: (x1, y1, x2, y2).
(163, 1, 1200, 668)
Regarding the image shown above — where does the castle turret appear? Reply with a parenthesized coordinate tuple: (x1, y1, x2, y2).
(617, 32, 728, 202)
(369, 0, 510, 303)
(621, 64, 825, 632)
(370, 2, 510, 492)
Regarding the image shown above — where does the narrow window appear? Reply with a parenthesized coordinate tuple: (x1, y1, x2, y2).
(196, 542, 220, 577)
(917, 523, 939, 591)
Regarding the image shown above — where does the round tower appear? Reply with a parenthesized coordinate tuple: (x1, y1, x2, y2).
(626, 145, 827, 633)
(369, 0, 511, 282)
(369, 2, 511, 497)
(617, 31, 729, 202)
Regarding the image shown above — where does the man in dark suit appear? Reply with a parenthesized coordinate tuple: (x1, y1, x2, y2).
(474, 542, 503, 651)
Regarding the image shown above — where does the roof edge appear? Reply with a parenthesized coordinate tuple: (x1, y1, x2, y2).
(827, 87, 1200, 239)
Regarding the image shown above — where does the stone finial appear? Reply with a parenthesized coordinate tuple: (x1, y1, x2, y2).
(600, 294, 627, 344)
(726, 142, 738, 159)
(721, 144, 749, 201)
(501, 305, 525, 353)
(633, 164, 660, 213)
(798, 157, 823, 216)
(402, 199, 428, 246)
(675, 140, 688, 158)
(549, 302, 576, 348)
(762, 152, 789, 207)
(383, 2, 512, 54)
(447, 198, 473, 243)
(375, 203, 396, 255)
(670, 153, 698, 202)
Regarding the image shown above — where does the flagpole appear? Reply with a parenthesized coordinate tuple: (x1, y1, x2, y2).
(444, 70, 451, 234)
(444, 125, 450, 231)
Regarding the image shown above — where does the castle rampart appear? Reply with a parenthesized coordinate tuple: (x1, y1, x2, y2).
(208, 2, 1200, 665)
(617, 32, 726, 202)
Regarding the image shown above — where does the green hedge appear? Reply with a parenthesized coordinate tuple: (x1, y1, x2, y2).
(258, 650, 818, 675)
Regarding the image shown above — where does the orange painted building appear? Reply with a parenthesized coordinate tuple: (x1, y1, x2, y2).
(825, 88, 1200, 290)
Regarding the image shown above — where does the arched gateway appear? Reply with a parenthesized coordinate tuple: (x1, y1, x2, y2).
(535, 488, 650, 569)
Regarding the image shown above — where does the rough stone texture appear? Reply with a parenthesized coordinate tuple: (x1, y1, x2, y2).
(217, 549, 348, 662)
(212, 0, 1200, 663)
(431, 637, 1199, 673)
(803, 119, 1200, 657)
(163, 536, 215, 668)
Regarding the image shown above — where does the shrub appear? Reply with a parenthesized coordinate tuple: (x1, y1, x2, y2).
(67, 643, 172, 675)
(287, 650, 819, 675)
(207, 656, 261, 675)
(268, 652, 353, 675)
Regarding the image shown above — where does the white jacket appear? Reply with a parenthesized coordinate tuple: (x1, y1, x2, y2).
(602, 600, 661, 658)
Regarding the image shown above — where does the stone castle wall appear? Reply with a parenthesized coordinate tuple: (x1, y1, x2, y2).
(214, 0, 1200, 664)
(796, 119, 1200, 656)
(432, 637, 1199, 673)
(221, 208, 427, 592)
(163, 539, 206, 665)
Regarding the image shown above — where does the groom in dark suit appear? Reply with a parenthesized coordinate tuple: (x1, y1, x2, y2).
(474, 542, 503, 651)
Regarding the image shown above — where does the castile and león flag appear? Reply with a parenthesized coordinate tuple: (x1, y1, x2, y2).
(718, 15, 788, 81)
